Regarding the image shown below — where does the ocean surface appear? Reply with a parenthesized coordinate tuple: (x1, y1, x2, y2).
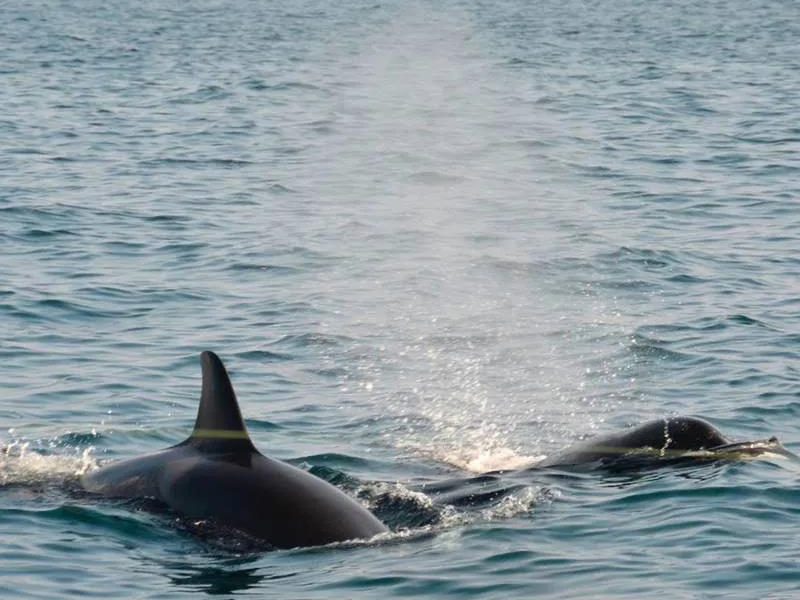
(2, 0, 800, 597)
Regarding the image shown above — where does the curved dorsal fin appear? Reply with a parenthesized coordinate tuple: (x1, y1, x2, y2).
(190, 351, 254, 449)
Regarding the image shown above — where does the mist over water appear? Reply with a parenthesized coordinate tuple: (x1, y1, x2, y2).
(303, 4, 631, 468)
(2, 0, 800, 598)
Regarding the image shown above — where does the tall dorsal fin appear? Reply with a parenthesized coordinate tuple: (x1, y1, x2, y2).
(190, 351, 254, 448)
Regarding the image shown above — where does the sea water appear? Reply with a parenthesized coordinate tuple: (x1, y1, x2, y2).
(2, 0, 800, 598)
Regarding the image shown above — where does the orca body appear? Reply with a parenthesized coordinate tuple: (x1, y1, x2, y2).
(81, 351, 388, 549)
(537, 416, 787, 470)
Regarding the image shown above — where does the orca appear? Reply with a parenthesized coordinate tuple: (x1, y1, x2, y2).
(81, 351, 388, 549)
(536, 416, 791, 470)
(412, 416, 796, 511)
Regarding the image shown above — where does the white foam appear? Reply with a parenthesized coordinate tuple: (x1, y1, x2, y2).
(398, 435, 543, 474)
(442, 446, 545, 473)
(364, 480, 436, 508)
(358, 478, 547, 544)
(0, 440, 96, 486)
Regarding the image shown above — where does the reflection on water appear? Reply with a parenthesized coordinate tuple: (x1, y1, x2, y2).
(164, 559, 296, 595)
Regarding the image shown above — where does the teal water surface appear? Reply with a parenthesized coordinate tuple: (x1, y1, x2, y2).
(2, 0, 800, 598)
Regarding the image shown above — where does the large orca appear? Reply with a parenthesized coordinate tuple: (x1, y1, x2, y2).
(81, 351, 388, 549)
(536, 416, 791, 470)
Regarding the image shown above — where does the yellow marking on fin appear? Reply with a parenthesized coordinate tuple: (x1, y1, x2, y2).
(191, 428, 250, 440)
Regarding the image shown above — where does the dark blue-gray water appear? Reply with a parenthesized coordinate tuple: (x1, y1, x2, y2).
(2, 0, 800, 598)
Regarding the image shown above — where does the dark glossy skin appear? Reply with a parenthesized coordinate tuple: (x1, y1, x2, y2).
(81, 352, 387, 549)
(537, 416, 732, 468)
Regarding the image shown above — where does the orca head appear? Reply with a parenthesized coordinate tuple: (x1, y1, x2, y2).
(665, 416, 730, 450)
(184, 351, 257, 453)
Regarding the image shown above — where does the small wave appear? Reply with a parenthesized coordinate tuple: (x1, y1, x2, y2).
(142, 213, 192, 224)
(235, 349, 294, 362)
(406, 171, 466, 185)
(51, 431, 105, 447)
(361, 478, 544, 533)
(29, 297, 138, 321)
(168, 85, 232, 105)
(362, 481, 443, 530)
(596, 246, 688, 274)
(265, 183, 297, 194)
(301, 452, 375, 470)
(154, 241, 207, 254)
(478, 485, 545, 521)
(228, 263, 301, 275)
(20, 227, 78, 238)
(270, 332, 354, 350)
(486, 256, 590, 278)
(730, 134, 800, 145)
(627, 333, 702, 364)
(302, 366, 348, 379)
(307, 465, 362, 490)
(727, 313, 773, 328)
(7, 147, 47, 155)
(665, 273, 708, 284)
(595, 278, 660, 291)
(242, 79, 319, 92)
(137, 157, 254, 169)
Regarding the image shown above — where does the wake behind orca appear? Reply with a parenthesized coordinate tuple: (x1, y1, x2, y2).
(81, 351, 387, 549)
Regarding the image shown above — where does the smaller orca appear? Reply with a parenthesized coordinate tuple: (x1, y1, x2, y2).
(537, 416, 793, 470)
(82, 351, 388, 549)
(412, 417, 796, 510)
